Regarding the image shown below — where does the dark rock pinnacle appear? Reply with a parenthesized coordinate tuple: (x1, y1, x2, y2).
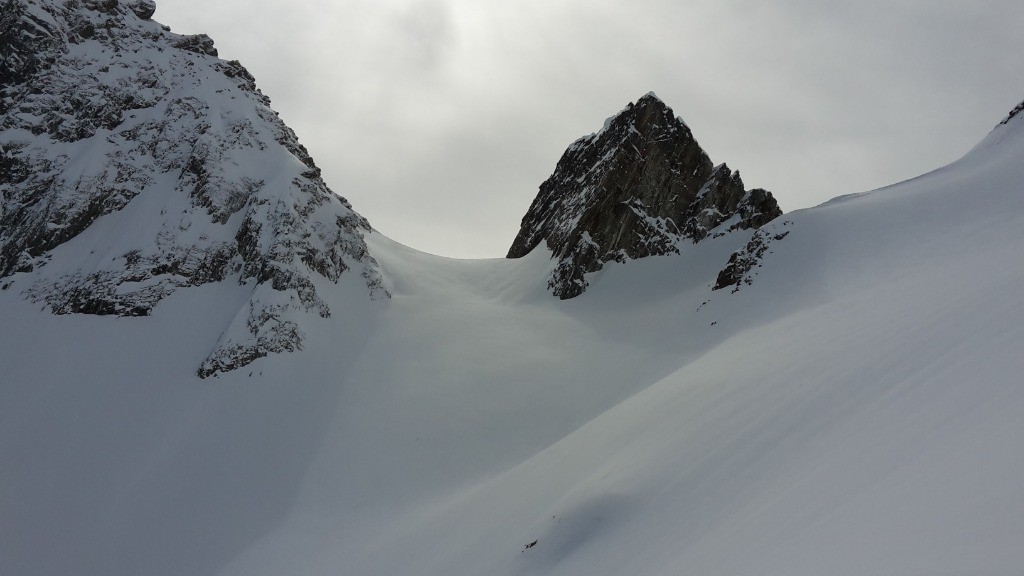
(507, 93, 782, 299)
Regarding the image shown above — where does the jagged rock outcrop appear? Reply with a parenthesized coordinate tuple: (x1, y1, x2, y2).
(0, 0, 388, 377)
(713, 221, 792, 291)
(1001, 98, 1024, 126)
(507, 93, 782, 298)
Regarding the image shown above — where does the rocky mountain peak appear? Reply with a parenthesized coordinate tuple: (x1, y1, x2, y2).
(0, 0, 388, 377)
(507, 93, 782, 299)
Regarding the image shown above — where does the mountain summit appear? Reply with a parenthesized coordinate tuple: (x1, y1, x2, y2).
(0, 0, 387, 377)
(507, 93, 781, 298)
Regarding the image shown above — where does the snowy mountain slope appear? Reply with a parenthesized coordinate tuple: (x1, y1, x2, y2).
(331, 105, 1024, 576)
(215, 103, 1024, 576)
(0, 0, 386, 378)
(3, 96, 1022, 576)
(2, 2, 1024, 574)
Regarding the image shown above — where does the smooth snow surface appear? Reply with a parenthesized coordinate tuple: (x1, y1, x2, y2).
(2, 114, 1024, 575)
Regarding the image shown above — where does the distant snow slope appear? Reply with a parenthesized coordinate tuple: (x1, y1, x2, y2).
(3, 97, 1023, 576)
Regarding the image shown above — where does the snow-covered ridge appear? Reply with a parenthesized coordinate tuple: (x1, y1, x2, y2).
(507, 93, 781, 299)
(0, 0, 387, 377)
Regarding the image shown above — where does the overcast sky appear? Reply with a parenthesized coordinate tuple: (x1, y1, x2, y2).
(157, 0, 1024, 258)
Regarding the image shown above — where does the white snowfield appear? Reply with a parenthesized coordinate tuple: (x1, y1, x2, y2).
(3, 107, 1024, 574)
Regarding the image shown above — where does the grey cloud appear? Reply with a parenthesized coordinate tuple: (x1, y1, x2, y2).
(392, 0, 455, 72)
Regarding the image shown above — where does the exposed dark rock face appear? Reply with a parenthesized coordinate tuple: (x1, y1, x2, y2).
(0, 0, 63, 90)
(172, 33, 217, 57)
(507, 93, 782, 299)
(0, 0, 388, 377)
(1000, 98, 1024, 125)
(83, 0, 119, 13)
(130, 0, 155, 20)
(713, 221, 792, 291)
